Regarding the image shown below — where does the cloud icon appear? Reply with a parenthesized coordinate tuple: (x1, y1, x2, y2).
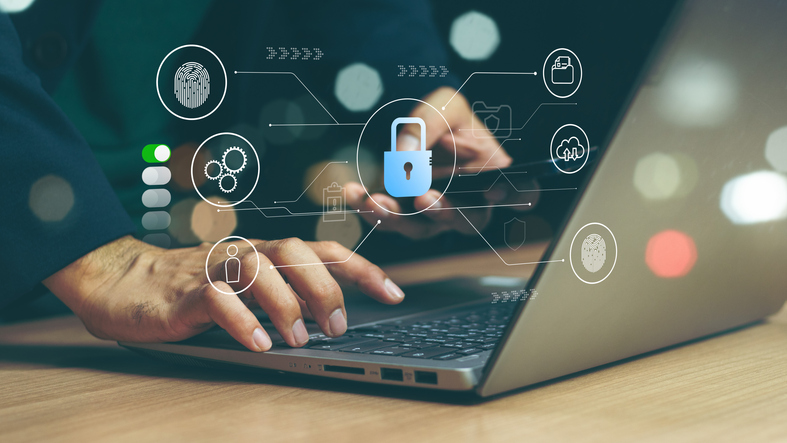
(556, 136, 586, 161)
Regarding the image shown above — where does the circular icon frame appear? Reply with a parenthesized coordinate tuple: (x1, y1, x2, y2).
(356, 98, 457, 216)
(205, 236, 260, 295)
(569, 222, 618, 285)
(550, 124, 589, 175)
(542, 48, 582, 99)
(191, 132, 260, 208)
(156, 44, 227, 121)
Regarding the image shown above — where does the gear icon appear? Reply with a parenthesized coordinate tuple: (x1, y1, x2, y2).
(204, 160, 223, 180)
(222, 146, 247, 174)
(218, 173, 237, 193)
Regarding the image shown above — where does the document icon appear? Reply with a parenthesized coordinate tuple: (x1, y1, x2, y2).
(471, 101, 512, 138)
(551, 56, 574, 85)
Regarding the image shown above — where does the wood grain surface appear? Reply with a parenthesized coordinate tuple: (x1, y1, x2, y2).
(1, 245, 786, 442)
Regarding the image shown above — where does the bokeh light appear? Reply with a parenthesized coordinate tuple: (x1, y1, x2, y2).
(0, 0, 35, 13)
(656, 56, 737, 127)
(190, 198, 237, 242)
(259, 99, 303, 145)
(645, 230, 698, 278)
(720, 171, 787, 224)
(765, 126, 787, 172)
(304, 160, 356, 206)
(449, 11, 500, 61)
(169, 142, 203, 190)
(334, 63, 383, 112)
(333, 144, 379, 187)
(633, 152, 681, 200)
(315, 212, 362, 250)
(168, 198, 200, 245)
(29, 174, 74, 222)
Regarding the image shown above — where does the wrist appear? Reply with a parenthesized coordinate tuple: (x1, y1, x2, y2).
(43, 235, 147, 315)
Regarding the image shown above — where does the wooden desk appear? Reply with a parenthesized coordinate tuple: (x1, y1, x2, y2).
(2, 244, 787, 442)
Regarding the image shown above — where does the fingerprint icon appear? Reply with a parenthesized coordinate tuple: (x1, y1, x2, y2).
(581, 234, 606, 273)
(174, 62, 210, 109)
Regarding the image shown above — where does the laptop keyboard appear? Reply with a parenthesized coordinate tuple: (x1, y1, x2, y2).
(306, 303, 515, 361)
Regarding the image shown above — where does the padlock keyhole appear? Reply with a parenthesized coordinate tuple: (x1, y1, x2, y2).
(404, 162, 413, 180)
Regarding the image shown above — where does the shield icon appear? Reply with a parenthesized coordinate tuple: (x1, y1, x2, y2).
(504, 217, 526, 250)
(484, 113, 500, 135)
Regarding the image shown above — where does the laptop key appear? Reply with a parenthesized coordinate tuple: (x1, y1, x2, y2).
(370, 346, 411, 356)
(458, 348, 483, 355)
(400, 347, 454, 359)
(339, 342, 391, 353)
(307, 337, 376, 351)
(432, 353, 463, 361)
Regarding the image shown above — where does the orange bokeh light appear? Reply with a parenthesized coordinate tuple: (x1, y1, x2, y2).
(645, 230, 697, 278)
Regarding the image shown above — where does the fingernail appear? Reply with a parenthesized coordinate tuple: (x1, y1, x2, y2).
(292, 319, 309, 346)
(328, 309, 347, 337)
(397, 134, 420, 151)
(385, 278, 405, 300)
(252, 328, 271, 351)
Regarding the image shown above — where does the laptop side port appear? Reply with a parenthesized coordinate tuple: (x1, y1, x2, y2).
(323, 365, 365, 375)
(380, 368, 404, 381)
(414, 371, 438, 385)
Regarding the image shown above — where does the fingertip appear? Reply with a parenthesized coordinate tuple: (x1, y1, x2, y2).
(384, 278, 405, 304)
(252, 327, 272, 352)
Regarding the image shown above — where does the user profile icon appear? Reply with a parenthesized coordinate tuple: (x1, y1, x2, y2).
(205, 236, 259, 295)
(569, 223, 617, 285)
(157, 44, 227, 120)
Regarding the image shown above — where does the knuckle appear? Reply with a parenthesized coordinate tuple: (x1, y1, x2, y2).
(269, 237, 305, 258)
(311, 279, 342, 303)
(321, 240, 345, 257)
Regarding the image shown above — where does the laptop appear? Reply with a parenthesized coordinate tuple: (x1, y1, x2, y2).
(121, 0, 787, 398)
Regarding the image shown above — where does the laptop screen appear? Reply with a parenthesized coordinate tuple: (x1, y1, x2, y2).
(481, 0, 787, 394)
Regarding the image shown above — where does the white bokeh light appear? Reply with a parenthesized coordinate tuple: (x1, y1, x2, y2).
(656, 56, 737, 127)
(0, 0, 35, 13)
(765, 126, 787, 172)
(334, 63, 383, 112)
(720, 171, 787, 225)
(633, 152, 681, 200)
(29, 175, 74, 222)
(449, 11, 500, 61)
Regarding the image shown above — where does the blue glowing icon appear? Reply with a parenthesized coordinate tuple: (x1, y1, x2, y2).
(384, 117, 432, 198)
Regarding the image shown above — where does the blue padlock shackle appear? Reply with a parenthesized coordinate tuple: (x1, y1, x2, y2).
(391, 117, 426, 152)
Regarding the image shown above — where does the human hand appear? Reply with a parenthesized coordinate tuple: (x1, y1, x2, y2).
(345, 87, 514, 238)
(44, 235, 404, 352)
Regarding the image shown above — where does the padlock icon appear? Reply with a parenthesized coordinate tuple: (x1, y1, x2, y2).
(384, 117, 432, 198)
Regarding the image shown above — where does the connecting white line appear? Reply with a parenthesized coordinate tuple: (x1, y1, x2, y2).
(426, 202, 532, 211)
(457, 102, 578, 133)
(268, 123, 365, 127)
(217, 200, 373, 218)
(274, 161, 348, 204)
(270, 220, 381, 269)
(456, 209, 564, 267)
(457, 139, 520, 177)
(235, 71, 339, 124)
(443, 72, 538, 109)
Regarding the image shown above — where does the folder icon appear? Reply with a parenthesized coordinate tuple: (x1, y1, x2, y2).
(551, 56, 574, 85)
